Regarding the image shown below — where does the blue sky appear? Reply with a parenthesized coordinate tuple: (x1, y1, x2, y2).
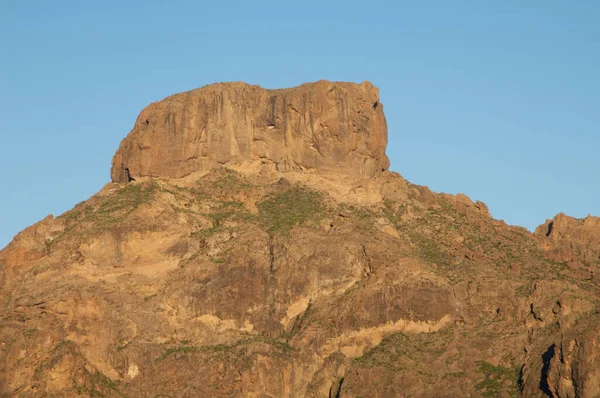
(1, 1, 599, 249)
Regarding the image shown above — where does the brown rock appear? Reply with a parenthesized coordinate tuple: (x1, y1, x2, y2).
(535, 213, 600, 275)
(521, 318, 600, 398)
(456, 194, 490, 217)
(2, 81, 600, 398)
(111, 80, 389, 182)
(475, 200, 489, 214)
(535, 213, 600, 243)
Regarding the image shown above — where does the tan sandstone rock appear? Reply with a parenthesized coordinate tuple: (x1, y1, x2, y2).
(111, 80, 389, 182)
(535, 213, 600, 278)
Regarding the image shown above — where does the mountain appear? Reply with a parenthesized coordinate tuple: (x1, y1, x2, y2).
(1, 81, 599, 397)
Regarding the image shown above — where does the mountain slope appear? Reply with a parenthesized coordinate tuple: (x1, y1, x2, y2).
(1, 81, 599, 397)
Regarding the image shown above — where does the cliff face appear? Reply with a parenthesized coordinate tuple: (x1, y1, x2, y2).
(521, 316, 600, 398)
(1, 81, 599, 397)
(535, 213, 600, 246)
(111, 80, 389, 182)
(535, 213, 600, 280)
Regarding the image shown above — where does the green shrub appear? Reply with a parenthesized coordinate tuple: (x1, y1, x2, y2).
(23, 328, 37, 338)
(475, 361, 521, 397)
(157, 346, 198, 362)
(257, 187, 324, 234)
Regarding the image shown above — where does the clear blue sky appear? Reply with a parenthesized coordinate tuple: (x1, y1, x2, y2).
(1, 1, 599, 249)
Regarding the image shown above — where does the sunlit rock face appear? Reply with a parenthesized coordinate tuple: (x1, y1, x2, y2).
(111, 80, 389, 182)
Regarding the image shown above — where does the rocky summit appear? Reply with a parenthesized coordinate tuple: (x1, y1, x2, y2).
(1, 81, 599, 398)
(111, 80, 389, 182)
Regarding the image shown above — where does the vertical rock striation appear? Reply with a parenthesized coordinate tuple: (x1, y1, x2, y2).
(111, 80, 389, 182)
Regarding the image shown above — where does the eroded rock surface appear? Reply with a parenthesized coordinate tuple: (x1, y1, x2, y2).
(521, 317, 600, 398)
(111, 80, 389, 182)
(535, 213, 600, 280)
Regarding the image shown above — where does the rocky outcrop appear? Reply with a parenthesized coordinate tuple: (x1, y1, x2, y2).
(111, 80, 389, 182)
(521, 318, 600, 398)
(535, 213, 600, 244)
(535, 213, 600, 279)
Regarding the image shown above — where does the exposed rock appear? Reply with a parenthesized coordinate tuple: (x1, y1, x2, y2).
(1, 82, 599, 397)
(521, 317, 600, 398)
(111, 80, 389, 182)
(535, 213, 600, 279)
(452, 193, 491, 219)
(535, 213, 600, 246)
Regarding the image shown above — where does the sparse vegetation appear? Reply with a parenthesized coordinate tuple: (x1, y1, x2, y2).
(73, 370, 128, 398)
(51, 339, 72, 353)
(258, 187, 324, 234)
(475, 361, 521, 397)
(515, 283, 535, 298)
(342, 204, 378, 230)
(116, 341, 131, 351)
(95, 182, 158, 220)
(442, 371, 466, 380)
(23, 328, 37, 338)
(409, 231, 453, 268)
(156, 336, 294, 362)
(157, 345, 198, 362)
(354, 330, 452, 371)
(191, 200, 256, 239)
(93, 371, 122, 392)
(192, 168, 256, 199)
(144, 292, 159, 301)
(35, 340, 76, 376)
(381, 199, 407, 228)
(59, 181, 159, 235)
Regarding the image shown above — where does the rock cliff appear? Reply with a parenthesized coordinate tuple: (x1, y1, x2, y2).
(111, 80, 389, 182)
(535, 213, 600, 280)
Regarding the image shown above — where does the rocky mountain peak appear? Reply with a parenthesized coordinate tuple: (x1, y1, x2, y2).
(535, 212, 600, 241)
(2, 81, 600, 397)
(111, 80, 390, 182)
(535, 213, 600, 277)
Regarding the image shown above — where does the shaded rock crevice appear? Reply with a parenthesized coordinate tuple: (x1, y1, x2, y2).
(539, 343, 555, 396)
